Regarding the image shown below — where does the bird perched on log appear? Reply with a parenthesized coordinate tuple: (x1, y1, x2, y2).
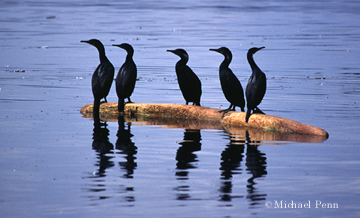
(167, 48, 202, 106)
(209, 47, 245, 113)
(245, 46, 266, 123)
(81, 39, 114, 114)
(112, 43, 137, 112)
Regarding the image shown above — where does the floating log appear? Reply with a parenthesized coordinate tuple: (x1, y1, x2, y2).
(130, 116, 327, 143)
(80, 102, 329, 140)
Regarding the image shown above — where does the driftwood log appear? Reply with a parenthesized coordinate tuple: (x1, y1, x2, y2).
(80, 103, 329, 142)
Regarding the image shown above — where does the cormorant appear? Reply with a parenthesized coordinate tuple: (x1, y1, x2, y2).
(167, 49, 202, 106)
(245, 47, 266, 123)
(81, 39, 114, 114)
(112, 43, 137, 112)
(209, 47, 245, 113)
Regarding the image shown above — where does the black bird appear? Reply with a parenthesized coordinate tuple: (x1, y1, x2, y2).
(245, 47, 266, 123)
(112, 43, 137, 112)
(81, 39, 114, 114)
(167, 49, 202, 106)
(209, 47, 245, 113)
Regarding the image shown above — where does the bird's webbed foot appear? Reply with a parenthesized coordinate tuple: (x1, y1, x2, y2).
(218, 105, 235, 115)
(253, 107, 265, 114)
(126, 98, 134, 104)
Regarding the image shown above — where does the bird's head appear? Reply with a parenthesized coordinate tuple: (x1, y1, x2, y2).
(209, 47, 232, 61)
(167, 48, 189, 60)
(80, 39, 104, 49)
(209, 47, 230, 55)
(248, 46, 265, 56)
(112, 43, 134, 54)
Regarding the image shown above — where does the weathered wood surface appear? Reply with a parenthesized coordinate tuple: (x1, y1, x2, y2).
(80, 102, 329, 139)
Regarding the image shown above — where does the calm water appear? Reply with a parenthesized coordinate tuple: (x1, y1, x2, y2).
(1, 0, 359, 217)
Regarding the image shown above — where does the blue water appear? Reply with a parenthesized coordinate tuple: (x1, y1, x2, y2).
(0, 0, 359, 217)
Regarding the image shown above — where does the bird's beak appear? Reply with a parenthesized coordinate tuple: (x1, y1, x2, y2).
(80, 40, 88, 43)
(113, 44, 128, 51)
(253, 46, 265, 54)
(209, 48, 220, 53)
(167, 49, 176, 54)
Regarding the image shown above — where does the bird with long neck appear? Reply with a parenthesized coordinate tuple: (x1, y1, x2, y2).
(245, 46, 266, 123)
(210, 47, 245, 113)
(81, 39, 114, 115)
(112, 43, 137, 112)
(167, 48, 202, 106)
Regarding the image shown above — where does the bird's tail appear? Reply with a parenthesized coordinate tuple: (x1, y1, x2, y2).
(245, 109, 251, 123)
(118, 98, 125, 112)
(93, 99, 100, 115)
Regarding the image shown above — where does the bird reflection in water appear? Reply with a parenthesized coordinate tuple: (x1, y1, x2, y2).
(245, 131, 267, 209)
(116, 115, 137, 203)
(92, 115, 114, 178)
(116, 116, 137, 178)
(219, 134, 245, 202)
(84, 114, 115, 201)
(219, 131, 267, 209)
(175, 129, 202, 200)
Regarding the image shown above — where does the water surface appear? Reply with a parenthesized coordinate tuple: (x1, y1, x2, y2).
(0, 1, 359, 217)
